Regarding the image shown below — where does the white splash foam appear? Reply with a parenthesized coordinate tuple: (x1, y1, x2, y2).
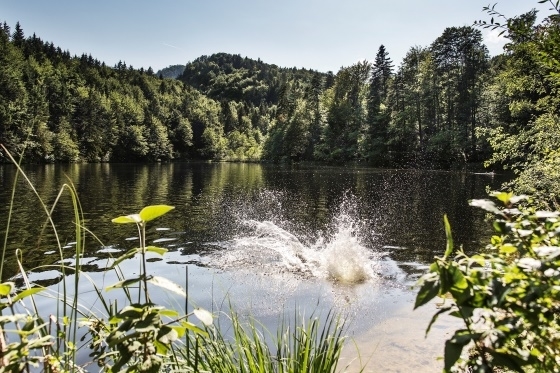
(319, 218, 374, 284)
(209, 216, 376, 284)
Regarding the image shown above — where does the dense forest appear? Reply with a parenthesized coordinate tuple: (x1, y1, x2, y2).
(1, 2, 560, 202)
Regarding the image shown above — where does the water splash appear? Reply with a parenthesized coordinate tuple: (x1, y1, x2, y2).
(320, 221, 373, 284)
(207, 192, 388, 285)
(319, 195, 375, 283)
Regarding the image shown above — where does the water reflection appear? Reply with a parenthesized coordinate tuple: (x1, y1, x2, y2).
(0, 162, 506, 284)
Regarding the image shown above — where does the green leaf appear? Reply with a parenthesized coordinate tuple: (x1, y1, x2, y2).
(450, 306, 475, 319)
(425, 306, 452, 337)
(517, 229, 533, 237)
(0, 282, 14, 296)
(444, 340, 463, 372)
(112, 214, 141, 224)
(499, 244, 517, 254)
(443, 215, 454, 260)
(493, 220, 507, 233)
(181, 321, 208, 337)
(439, 266, 451, 295)
(535, 210, 560, 219)
(509, 195, 528, 204)
(429, 262, 439, 273)
(157, 325, 179, 344)
(444, 330, 472, 371)
(157, 308, 179, 318)
(470, 199, 504, 216)
(414, 278, 440, 309)
(0, 314, 27, 324)
(146, 246, 168, 256)
(170, 325, 186, 338)
(154, 340, 169, 355)
(106, 276, 145, 291)
(491, 191, 513, 204)
(115, 305, 144, 319)
(110, 247, 142, 268)
(139, 205, 175, 222)
(490, 352, 526, 371)
(12, 287, 46, 303)
(449, 264, 469, 292)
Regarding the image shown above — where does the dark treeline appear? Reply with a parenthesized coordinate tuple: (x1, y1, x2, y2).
(1, 2, 560, 201)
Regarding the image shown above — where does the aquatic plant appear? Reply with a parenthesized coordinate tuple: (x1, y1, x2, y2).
(186, 309, 349, 373)
(0, 143, 87, 371)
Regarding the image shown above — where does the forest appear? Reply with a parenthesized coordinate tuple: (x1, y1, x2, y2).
(1, 3, 559, 204)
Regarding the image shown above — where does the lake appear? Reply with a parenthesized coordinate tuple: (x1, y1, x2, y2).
(0, 162, 506, 371)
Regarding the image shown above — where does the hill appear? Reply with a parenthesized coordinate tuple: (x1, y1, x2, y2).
(179, 52, 327, 106)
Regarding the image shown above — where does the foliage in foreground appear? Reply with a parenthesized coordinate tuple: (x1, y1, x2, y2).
(186, 310, 347, 373)
(415, 192, 560, 372)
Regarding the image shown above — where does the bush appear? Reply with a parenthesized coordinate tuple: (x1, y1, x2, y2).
(415, 192, 560, 372)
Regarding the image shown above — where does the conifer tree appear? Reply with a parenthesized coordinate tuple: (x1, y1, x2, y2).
(1, 22, 10, 41)
(366, 45, 394, 163)
(12, 21, 24, 46)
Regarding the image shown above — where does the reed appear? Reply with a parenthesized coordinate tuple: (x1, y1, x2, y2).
(188, 309, 349, 373)
(0, 144, 86, 371)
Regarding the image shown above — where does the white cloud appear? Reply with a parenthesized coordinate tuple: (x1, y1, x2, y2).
(484, 28, 507, 45)
(484, 28, 508, 56)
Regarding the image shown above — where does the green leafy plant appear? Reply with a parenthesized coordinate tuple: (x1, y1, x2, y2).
(110, 205, 176, 304)
(415, 192, 560, 372)
(86, 205, 212, 373)
(0, 280, 51, 372)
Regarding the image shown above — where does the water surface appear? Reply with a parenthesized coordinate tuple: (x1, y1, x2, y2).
(0, 162, 505, 370)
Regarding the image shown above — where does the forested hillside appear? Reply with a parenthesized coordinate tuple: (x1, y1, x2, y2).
(0, 22, 223, 162)
(1, 1, 560, 202)
(176, 30, 490, 166)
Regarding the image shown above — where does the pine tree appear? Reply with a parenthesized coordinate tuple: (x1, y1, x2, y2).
(366, 45, 394, 163)
(372, 45, 394, 98)
(12, 21, 25, 46)
(1, 22, 10, 41)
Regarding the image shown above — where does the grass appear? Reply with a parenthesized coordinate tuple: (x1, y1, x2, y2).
(186, 309, 348, 373)
(0, 144, 354, 372)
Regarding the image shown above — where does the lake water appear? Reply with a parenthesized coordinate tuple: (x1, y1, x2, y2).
(0, 162, 506, 371)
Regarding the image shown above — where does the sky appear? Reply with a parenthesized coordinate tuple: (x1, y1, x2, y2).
(0, 1, 553, 73)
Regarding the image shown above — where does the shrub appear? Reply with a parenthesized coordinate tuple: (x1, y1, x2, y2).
(415, 192, 560, 372)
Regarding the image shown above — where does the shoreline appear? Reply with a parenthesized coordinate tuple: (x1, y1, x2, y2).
(339, 298, 460, 373)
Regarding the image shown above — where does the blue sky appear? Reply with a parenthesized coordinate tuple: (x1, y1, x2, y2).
(0, 1, 552, 73)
